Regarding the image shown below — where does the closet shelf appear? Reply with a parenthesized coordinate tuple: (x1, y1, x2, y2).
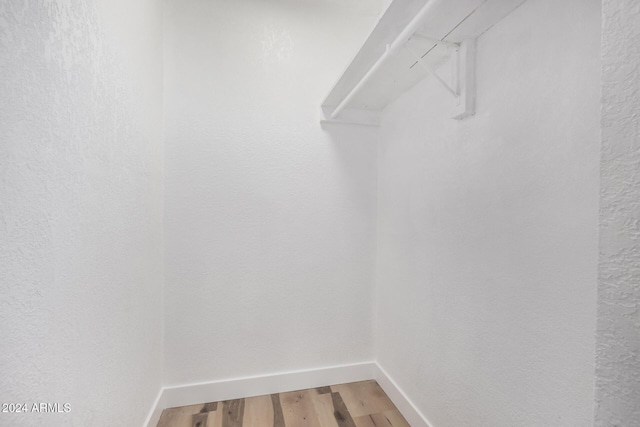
(320, 0, 526, 126)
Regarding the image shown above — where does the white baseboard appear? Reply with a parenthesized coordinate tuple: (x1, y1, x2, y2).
(374, 363, 433, 427)
(143, 361, 433, 427)
(144, 361, 376, 427)
(143, 388, 166, 427)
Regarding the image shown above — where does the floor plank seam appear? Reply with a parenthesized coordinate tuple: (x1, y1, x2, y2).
(156, 380, 410, 427)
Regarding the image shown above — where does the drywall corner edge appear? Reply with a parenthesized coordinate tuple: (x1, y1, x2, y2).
(375, 363, 434, 427)
(143, 362, 376, 427)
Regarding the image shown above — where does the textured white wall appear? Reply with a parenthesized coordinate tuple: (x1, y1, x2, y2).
(596, 0, 640, 425)
(375, 0, 600, 425)
(0, 0, 164, 426)
(163, 0, 383, 386)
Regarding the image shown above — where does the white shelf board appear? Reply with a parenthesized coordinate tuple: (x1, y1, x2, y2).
(322, 0, 526, 117)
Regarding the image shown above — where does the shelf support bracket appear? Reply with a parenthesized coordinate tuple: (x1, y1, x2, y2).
(405, 38, 476, 120)
(404, 44, 458, 97)
(451, 38, 476, 119)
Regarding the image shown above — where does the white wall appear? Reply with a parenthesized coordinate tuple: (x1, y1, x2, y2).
(0, 0, 164, 426)
(163, 0, 383, 386)
(375, 0, 600, 425)
(596, 0, 640, 425)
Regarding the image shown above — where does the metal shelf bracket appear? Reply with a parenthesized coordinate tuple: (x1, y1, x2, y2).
(404, 42, 458, 98)
(451, 39, 476, 119)
(405, 37, 476, 120)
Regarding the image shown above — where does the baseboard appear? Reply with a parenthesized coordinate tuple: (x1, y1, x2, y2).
(143, 387, 165, 427)
(144, 361, 376, 427)
(143, 361, 434, 427)
(374, 363, 434, 427)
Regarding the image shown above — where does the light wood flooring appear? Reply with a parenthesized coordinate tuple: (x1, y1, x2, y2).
(156, 380, 410, 427)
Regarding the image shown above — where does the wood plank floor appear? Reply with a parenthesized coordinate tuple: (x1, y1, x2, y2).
(156, 380, 410, 427)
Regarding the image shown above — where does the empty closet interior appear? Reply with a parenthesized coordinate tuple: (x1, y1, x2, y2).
(2, 0, 639, 426)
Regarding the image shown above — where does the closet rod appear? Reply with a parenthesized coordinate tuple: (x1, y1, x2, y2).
(329, 0, 444, 119)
